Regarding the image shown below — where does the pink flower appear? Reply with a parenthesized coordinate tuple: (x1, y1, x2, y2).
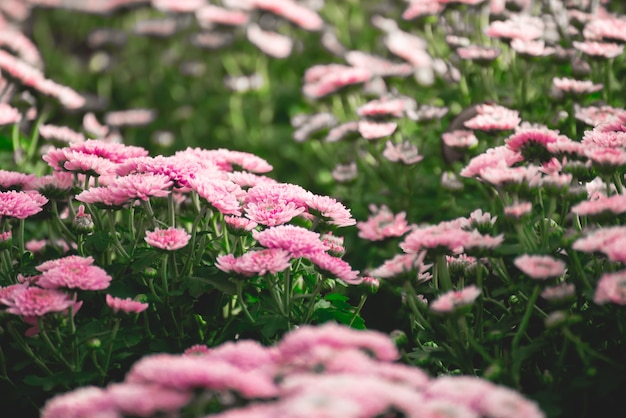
(278, 322, 399, 362)
(215, 249, 292, 277)
(367, 252, 431, 280)
(107, 383, 190, 417)
(478, 386, 545, 418)
(331, 162, 358, 182)
(573, 40, 624, 59)
(106, 295, 149, 314)
(108, 173, 174, 203)
(310, 252, 361, 284)
(326, 121, 360, 143)
(0, 103, 21, 125)
(36, 256, 112, 290)
(584, 146, 626, 168)
(457, 45, 501, 62)
(357, 97, 406, 118)
(358, 120, 397, 140)
(252, 225, 326, 258)
(583, 16, 626, 43)
(402, 0, 442, 20)
(345, 51, 413, 78)
(44, 149, 117, 177)
(541, 283, 576, 302)
(0, 284, 77, 317)
(117, 155, 204, 189)
(75, 187, 131, 207)
(485, 15, 544, 41)
(104, 109, 156, 127)
(594, 270, 626, 305)
(430, 285, 481, 313)
(304, 194, 356, 227)
(514, 255, 566, 280)
(460, 146, 523, 178)
(382, 140, 423, 165)
(254, 0, 324, 31)
(384, 30, 432, 68)
(40, 386, 118, 418)
(320, 232, 345, 257)
(511, 39, 555, 57)
(0, 169, 35, 191)
(463, 104, 520, 132)
(189, 177, 243, 216)
(302, 65, 372, 99)
(224, 215, 258, 234)
(357, 205, 412, 241)
(552, 77, 603, 95)
(441, 130, 478, 149)
(504, 202, 533, 218)
(0, 190, 48, 219)
(246, 24, 293, 59)
(505, 126, 561, 154)
(39, 124, 86, 144)
(575, 105, 624, 127)
(196, 4, 249, 27)
(145, 227, 191, 251)
(244, 199, 306, 227)
(25, 172, 74, 199)
(572, 226, 626, 263)
(571, 194, 626, 217)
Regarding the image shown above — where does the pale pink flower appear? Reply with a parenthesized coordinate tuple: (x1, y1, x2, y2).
(0, 284, 77, 317)
(583, 17, 626, 43)
(152, 0, 205, 13)
(320, 232, 345, 256)
(367, 252, 431, 279)
(227, 171, 277, 188)
(326, 121, 360, 142)
(145, 227, 191, 251)
(116, 155, 204, 189)
(245, 200, 305, 227)
(460, 146, 523, 178)
(510, 39, 555, 57)
(175, 147, 273, 173)
(104, 109, 156, 127)
(382, 140, 423, 165)
(106, 295, 149, 314)
(463, 104, 520, 132)
(357, 97, 406, 118)
(0, 103, 21, 125)
(44, 149, 117, 177)
(552, 77, 603, 95)
(332, 162, 358, 182)
(478, 385, 545, 418)
(594, 270, 626, 305)
(292, 112, 338, 142)
(584, 146, 626, 168)
(504, 201, 532, 218)
(245, 183, 310, 208)
(345, 51, 413, 78)
(83, 112, 109, 137)
(430, 285, 481, 313)
(485, 15, 544, 41)
(190, 32, 233, 49)
(457, 45, 501, 63)
(304, 194, 356, 227)
(514, 255, 566, 280)
(408, 104, 449, 122)
(0, 169, 35, 191)
(189, 177, 243, 216)
(310, 252, 361, 284)
(0, 190, 48, 219)
(125, 353, 278, 397)
(571, 194, 626, 217)
(39, 124, 86, 144)
(75, 187, 131, 207)
(384, 30, 432, 68)
(573, 40, 624, 59)
(303, 65, 372, 99)
(254, 0, 324, 31)
(357, 205, 412, 241)
(278, 322, 399, 362)
(402, 0, 442, 19)
(216, 249, 292, 276)
(541, 283, 576, 302)
(224, 215, 258, 234)
(505, 126, 561, 154)
(107, 383, 190, 417)
(67, 140, 149, 164)
(246, 24, 293, 59)
(37, 256, 112, 290)
(581, 130, 626, 148)
(252, 225, 326, 258)
(442, 130, 479, 150)
(40, 386, 118, 418)
(358, 120, 397, 140)
(108, 173, 173, 203)
(195, 4, 249, 27)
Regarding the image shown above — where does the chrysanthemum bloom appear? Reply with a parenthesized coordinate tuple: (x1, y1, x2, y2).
(581, 130, 626, 148)
(0, 284, 76, 317)
(510, 39, 555, 58)
(0, 169, 35, 191)
(326, 121, 360, 142)
(75, 186, 131, 208)
(0, 230, 12, 250)
(304, 194, 356, 227)
(106, 294, 149, 314)
(552, 77, 603, 96)
(594, 270, 626, 305)
(572, 226, 626, 261)
(189, 177, 243, 216)
(514, 255, 566, 280)
(125, 353, 279, 398)
(357, 205, 412, 241)
(278, 322, 399, 362)
(402, 0, 442, 20)
(583, 16, 626, 43)
(223, 215, 258, 235)
(25, 171, 74, 200)
(227, 171, 276, 189)
(345, 51, 413, 78)
(104, 108, 156, 127)
(310, 252, 361, 284)
(252, 225, 326, 258)
(83, 112, 109, 137)
(0, 190, 48, 219)
(383, 29, 432, 68)
(320, 232, 345, 257)
(463, 104, 520, 132)
(116, 155, 204, 189)
(38, 124, 86, 144)
(573, 40, 624, 59)
(460, 146, 523, 178)
(367, 252, 431, 280)
(40, 386, 118, 418)
(571, 194, 626, 217)
(196, 4, 249, 27)
(244, 199, 306, 227)
(145, 227, 191, 251)
(215, 249, 292, 277)
(0, 103, 21, 125)
(302, 65, 372, 99)
(331, 162, 358, 182)
(357, 97, 406, 118)
(584, 146, 626, 170)
(246, 23, 293, 59)
(541, 283, 576, 302)
(430, 285, 481, 314)
(109, 173, 174, 203)
(292, 112, 338, 143)
(505, 126, 563, 162)
(176, 148, 273, 174)
(456, 45, 501, 64)
(485, 14, 544, 41)
(382, 140, 424, 165)
(36, 256, 112, 290)
(43, 149, 118, 177)
(358, 120, 397, 140)
(441, 130, 478, 150)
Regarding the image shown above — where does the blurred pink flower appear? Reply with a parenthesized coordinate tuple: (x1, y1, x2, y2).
(177, 148, 273, 173)
(358, 120, 397, 140)
(594, 270, 626, 305)
(541, 283, 576, 302)
(345, 51, 413, 77)
(326, 121, 359, 142)
(367, 252, 431, 280)
(0, 190, 48, 219)
(573, 40, 624, 59)
(145, 227, 191, 251)
(108, 173, 173, 203)
(106, 295, 149, 314)
(0, 169, 35, 191)
(302, 65, 371, 99)
(402, 0, 442, 20)
(552, 77, 603, 95)
(244, 199, 306, 227)
(107, 383, 191, 417)
(44, 149, 118, 177)
(40, 386, 117, 418)
(196, 4, 249, 27)
(104, 109, 156, 127)
(514, 255, 566, 280)
(430, 285, 481, 313)
(246, 24, 293, 59)
(37, 256, 112, 290)
(0, 284, 76, 317)
(357, 205, 412, 241)
(573, 226, 626, 263)
(252, 225, 326, 258)
(571, 194, 626, 217)
(331, 162, 358, 182)
(485, 15, 544, 41)
(457, 45, 501, 62)
(382, 140, 423, 165)
(463, 104, 520, 132)
(39, 124, 86, 144)
(0, 103, 21, 125)
(442, 130, 478, 149)
(310, 252, 361, 284)
(357, 97, 406, 118)
(215, 249, 292, 277)
(460, 146, 523, 178)
(505, 126, 561, 153)
(254, 0, 323, 31)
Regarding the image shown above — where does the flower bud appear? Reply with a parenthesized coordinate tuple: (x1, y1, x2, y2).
(360, 276, 380, 295)
(389, 329, 408, 347)
(87, 338, 102, 349)
(71, 205, 94, 234)
(143, 267, 158, 279)
(0, 230, 12, 250)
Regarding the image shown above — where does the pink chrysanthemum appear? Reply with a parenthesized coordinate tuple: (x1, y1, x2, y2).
(463, 104, 520, 132)
(367, 252, 431, 280)
(106, 295, 149, 314)
(594, 270, 626, 305)
(541, 283, 576, 302)
(25, 172, 74, 199)
(309, 252, 361, 284)
(175, 147, 273, 174)
(44, 149, 118, 177)
(514, 255, 566, 280)
(0, 103, 22, 125)
(244, 199, 306, 227)
(189, 177, 243, 216)
(109, 173, 174, 202)
(0, 190, 48, 219)
(246, 24, 293, 59)
(430, 285, 481, 313)
(572, 226, 626, 263)
(36, 256, 112, 290)
(504, 202, 533, 218)
(460, 146, 523, 178)
(357, 205, 412, 241)
(304, 194, 356, 227)
(505, 126, 561, 153)
(441, 130, 478, 149)
(75, 186, 131, 207)
(0, 169, 35, 191)
(254, 0, 323, 31)
(106, 383, 191, 417)
(215, 249, 292, 277)
(40, 386, 117, 418)
(358, 120, 398, 140)
(39, 124, 86, 144)
(145, 227, 191, 251)
(382, 140, 424, 165)
(303, 65, 372, 99)
(457, 45, 501, 62)
(575, 105, 624, 127)
(345, 51, 413, 78)
(552, 77, 603, 95)
(571, 194, 626, 217)
(485, 15, 544, 41)
(252, 225, 326, 258)
(0, 284, 77, 317)
(224, 215, 258, 234)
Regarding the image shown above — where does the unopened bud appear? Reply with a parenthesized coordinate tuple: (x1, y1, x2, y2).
(360, 276, 380, 295)
(72, 205, 94, 234)
(389, 329, 408, 347)
(87, 338, 102, 349)
(143, 267, 158, 279)
(0, 230, 12, 250)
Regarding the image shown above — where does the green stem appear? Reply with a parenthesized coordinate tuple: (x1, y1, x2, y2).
(38, 318, 75, 371)
(348, 294, 368, 327)
(511, 285, 540, 386)
(99, 319, 121, 385)
(236, 280, 256, 324)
